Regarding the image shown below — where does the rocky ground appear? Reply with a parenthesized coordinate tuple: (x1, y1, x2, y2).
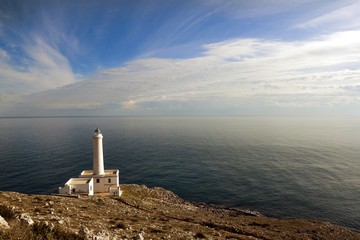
(0, 184, 359, 240)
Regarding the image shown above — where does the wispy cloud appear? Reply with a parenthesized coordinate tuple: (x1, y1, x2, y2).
(3, 30, 359, 116)
(2, 1, 360, 116)
(294, 1, 360, 30)
(0, 35, 76, 100)
(203, 0, 328, 22)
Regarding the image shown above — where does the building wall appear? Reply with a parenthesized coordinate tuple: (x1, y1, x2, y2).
(107, 176, 119, 186)
(59, 178, 94, 195)
(93, 175, 119, 193)
(93, 177, 107, 193)
(59, 185, 71, 194)
(109, 186, 122, 196)
(88, 178, 94, 195)
(71, 183, 88, 194)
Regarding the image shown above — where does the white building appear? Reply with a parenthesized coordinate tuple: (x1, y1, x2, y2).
(59, 128, 122, 196)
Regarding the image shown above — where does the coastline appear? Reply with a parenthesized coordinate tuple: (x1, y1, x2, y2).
(1, 184, 359, 239)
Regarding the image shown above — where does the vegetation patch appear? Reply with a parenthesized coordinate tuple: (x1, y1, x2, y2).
(0, 186, 359, 240)
(194, 232, 207, 238)
(249, 222, 270, 228)
(115, 222, 127, 229)
(32, 222, 83, 240)
(0, 221, 83, 240)
(0, 205, 16, 220)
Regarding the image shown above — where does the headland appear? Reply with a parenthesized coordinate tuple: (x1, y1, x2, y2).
(0, 184, 359, 239)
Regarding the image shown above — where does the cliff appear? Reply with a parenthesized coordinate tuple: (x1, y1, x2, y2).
(0, 184, 359, 240)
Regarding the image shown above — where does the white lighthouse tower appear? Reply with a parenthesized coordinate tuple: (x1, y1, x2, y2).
(93, 128, 105, 176)
(59, 128, 122, 196)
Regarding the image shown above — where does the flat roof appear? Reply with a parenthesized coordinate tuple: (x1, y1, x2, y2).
(80, 169, 119, 176)
(66, 178, 92, 185)
(80, 170, 94, 176)
(105, 169, 119, 175)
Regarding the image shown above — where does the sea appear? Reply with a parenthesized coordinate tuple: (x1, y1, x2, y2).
(0, 116, 359, 231)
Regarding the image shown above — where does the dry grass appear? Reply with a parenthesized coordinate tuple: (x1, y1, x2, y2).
(0, 221, 83, 240)
(0, 187, 359, 240)
(0, 205, 16, 220)
(0, 204, 82, 240)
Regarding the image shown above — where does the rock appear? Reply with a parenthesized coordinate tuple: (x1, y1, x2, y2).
(50, 216, 60, 221)
(92, 230, 110, 240)
(19, 213, 34, 225)
(133, 233, 144, 240)
(0, 186, 360, 239)
(0, 215, 10, 229)
(79, 225, 91, 237)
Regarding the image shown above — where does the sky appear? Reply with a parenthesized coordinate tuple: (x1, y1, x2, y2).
(1, 0, 360, 116)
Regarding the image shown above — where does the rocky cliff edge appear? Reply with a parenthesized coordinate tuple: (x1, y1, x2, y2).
(0, 184, 359, 240)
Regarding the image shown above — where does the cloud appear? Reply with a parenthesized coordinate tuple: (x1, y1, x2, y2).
(121, 100, 137, 110)
(294, 1, 360, 30)
(0, 36, 76, 98)
(205, 0, 306, 17)
(25, 37, 76, 85)
(3, 30, 360, 116)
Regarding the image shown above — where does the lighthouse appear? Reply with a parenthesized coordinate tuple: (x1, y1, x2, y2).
(59, 128, 122, 196)
(93, 128, 105, 175)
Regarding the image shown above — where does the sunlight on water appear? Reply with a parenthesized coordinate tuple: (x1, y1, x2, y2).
(0, 116, 359, 230)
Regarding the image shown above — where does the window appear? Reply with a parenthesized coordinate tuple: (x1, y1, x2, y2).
(96, 179, 100, 183)
(108, 178, 111, 183)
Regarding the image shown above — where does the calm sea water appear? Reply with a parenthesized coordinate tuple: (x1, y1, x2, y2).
(0, 116, 359, 230)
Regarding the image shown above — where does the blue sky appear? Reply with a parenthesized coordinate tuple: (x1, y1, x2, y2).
(1, 0, 360, 116)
